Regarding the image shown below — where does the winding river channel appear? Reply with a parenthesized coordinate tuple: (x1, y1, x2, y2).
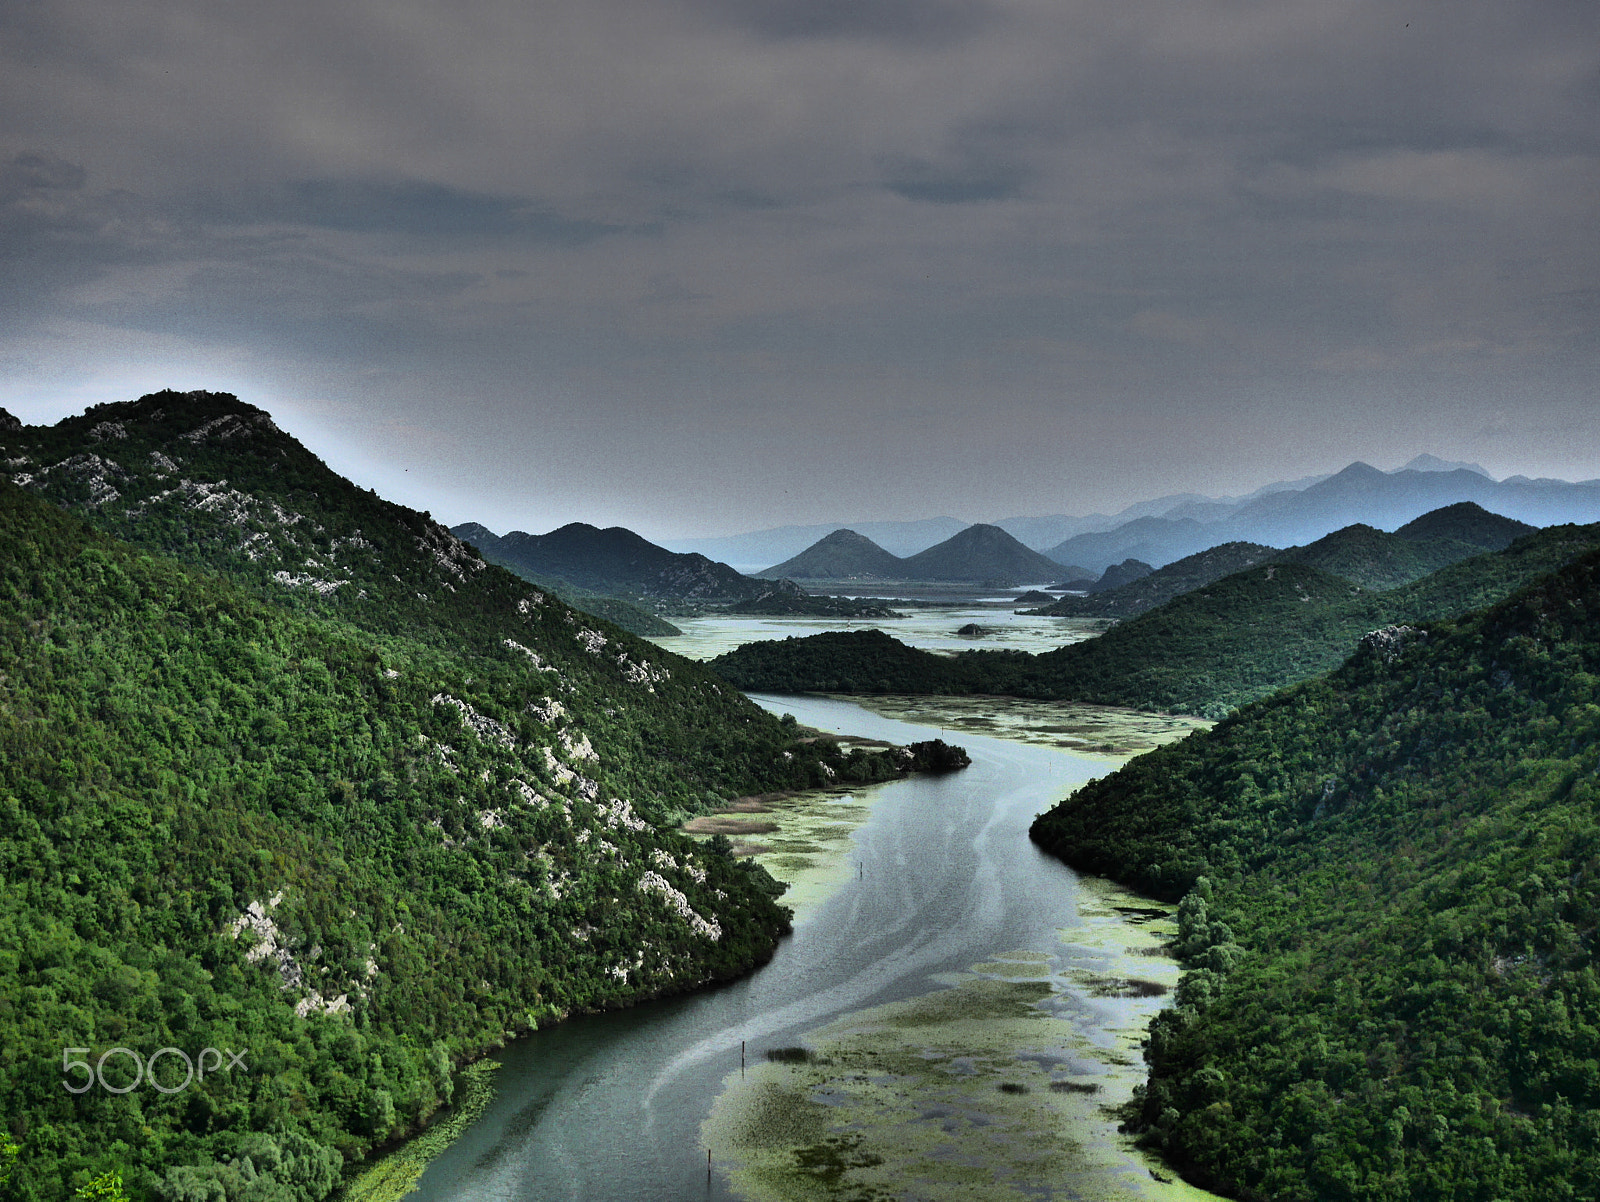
(407, 694, 1218, 1202)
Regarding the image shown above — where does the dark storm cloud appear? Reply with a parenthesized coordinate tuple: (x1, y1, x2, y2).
(0, 150, 171, 324)
(1, 0, 1597, 534)
(1, 152, 87, 201)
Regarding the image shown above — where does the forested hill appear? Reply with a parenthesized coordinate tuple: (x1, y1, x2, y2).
(1028, 547, 1600, 1201)
(454, 520, 769, 602)
(711, 523, 1600, 716)
(0, 394, 958, 1201)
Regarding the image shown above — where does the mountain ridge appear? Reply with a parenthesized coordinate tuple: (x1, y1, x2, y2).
(668, 460, 1598, 576)
(711, 520, 1600, 717)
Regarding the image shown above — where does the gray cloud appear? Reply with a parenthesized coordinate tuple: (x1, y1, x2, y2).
(1, 0, 1596, 534)
(198, 178, 636, 244)
(695, 0, 995, 43)
(878, 152, 1027, 204)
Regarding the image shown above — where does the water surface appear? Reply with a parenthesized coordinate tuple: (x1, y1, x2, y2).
(407, 695, 1201, 1201)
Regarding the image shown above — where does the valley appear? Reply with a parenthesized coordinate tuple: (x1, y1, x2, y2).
(5, 391, 1600, 1202)
(9, 1, 1597, 1197)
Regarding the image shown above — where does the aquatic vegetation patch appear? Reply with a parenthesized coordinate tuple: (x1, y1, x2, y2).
(836, 695, 1209, 759)
(1088, 977, 1169, 999)
(767, 1046, 816, 1063)
(685, 785, 884, 921)
(704, 882, 1226, 1200)
(684, 816, 782, 835)
(1052, 1080, 1102, 1094)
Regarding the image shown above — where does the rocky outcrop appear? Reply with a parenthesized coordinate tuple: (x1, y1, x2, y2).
(1359, 624, 1427, 664)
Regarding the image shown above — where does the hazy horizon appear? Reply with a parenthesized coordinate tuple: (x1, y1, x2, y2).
(4, 0, 1596, 542)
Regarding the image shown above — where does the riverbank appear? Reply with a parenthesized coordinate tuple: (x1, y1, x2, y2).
(398, 692, 1224, 1201)
(335, 1061, 501, 1202)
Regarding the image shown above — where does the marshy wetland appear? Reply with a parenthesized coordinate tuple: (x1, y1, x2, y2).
(702, 876, 1221, 1202)
(842, 694, 1210, 760)
(405, 695, 1221, 1201)
(647, 599, 1108, 661)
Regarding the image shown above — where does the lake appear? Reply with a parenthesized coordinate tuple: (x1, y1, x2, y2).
(649, 602, 1106, 660)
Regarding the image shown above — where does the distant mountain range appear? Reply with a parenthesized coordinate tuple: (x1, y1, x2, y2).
(712, 514, 1600, 719)
(1032, 503, 1535, 619)
(760, 523, 1063, 584)
(454, 521, 777, 603)
(665, 456, 1600, 575)
(1041, 462, 1599, 572)
(466, 472, 1580, 599)
(664, 516, 968, 567)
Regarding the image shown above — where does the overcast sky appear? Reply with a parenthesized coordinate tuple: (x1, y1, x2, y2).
(3, 0, 1596, 540)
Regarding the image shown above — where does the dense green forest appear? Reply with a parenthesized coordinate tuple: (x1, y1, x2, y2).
(1031, 548, 1600, 1201)
(712, 522, 1600, 717)
(0, 394, 963, 1201)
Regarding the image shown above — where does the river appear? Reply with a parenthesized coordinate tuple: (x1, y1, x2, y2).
(406, 694, 1213, 1202)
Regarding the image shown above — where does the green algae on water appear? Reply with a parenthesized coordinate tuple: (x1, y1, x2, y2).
(703, 880, 1228, 1201)
(835, 695, 1210, 759)
(682, 784, 887, 922)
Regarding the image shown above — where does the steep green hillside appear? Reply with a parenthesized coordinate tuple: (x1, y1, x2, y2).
(1026, 563, 1384, 714)
(0, 395, 962, 1201)
(1386, 524, 1600, 621)
(1029, 548, 1600, 1201)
